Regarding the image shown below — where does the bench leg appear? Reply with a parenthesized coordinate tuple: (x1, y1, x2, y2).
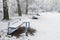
(25, 22, 30, 36)
(7, 27, 11, 35)
(7, 27, 16, 35)
(7, 27, 9, 35)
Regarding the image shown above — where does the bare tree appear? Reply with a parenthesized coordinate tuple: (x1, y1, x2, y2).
(25, 0, 28, 14)
(3, 0, 9, 20)
(16, 0, 22, 16)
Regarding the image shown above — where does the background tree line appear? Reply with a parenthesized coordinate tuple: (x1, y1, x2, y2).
(2, 0, 60, 20)
(3, 0, 36, 20)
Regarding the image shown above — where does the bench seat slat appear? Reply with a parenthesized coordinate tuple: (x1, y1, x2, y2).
(9, 21, 23, 28)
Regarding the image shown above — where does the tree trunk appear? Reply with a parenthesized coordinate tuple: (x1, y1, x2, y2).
(26, 0, 28, 14)
(3, 0, 9, 20)
(16, 0, 22, 16)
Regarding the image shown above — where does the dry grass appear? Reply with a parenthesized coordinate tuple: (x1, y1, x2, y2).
(10, 27, 36, 38)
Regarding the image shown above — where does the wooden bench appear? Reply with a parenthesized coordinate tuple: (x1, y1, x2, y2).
(7, 19, 30, 36)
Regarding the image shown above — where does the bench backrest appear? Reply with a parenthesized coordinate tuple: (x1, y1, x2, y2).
(11, 19, 20, 25)
(8, 19, 22, 27)
(8, 19, 30, 28)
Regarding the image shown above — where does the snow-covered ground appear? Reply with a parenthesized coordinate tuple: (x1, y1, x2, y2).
(0, 12, 60, 40)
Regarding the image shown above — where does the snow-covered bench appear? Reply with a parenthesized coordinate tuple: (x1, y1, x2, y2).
(7, 19, 30, 35)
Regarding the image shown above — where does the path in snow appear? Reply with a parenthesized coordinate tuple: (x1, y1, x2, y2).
(30, 13, 60, 40)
